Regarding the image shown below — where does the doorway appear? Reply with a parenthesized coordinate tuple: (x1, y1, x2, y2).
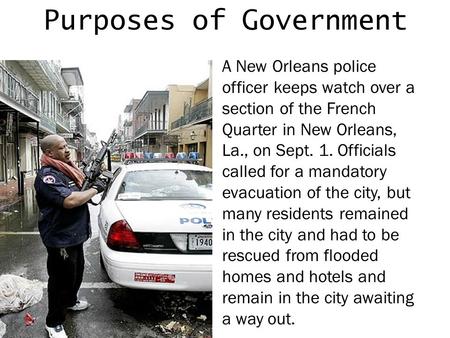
(6, 142, 17, 180)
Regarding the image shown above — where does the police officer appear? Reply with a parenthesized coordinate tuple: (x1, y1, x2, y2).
(34, 135, 106, 338)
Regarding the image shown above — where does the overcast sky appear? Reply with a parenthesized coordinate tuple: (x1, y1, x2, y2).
(62, 58, 210, 141)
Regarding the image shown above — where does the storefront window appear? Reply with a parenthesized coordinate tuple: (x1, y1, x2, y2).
(188, 143, 198, 153)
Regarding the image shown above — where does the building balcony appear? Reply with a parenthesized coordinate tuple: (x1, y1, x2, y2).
(17, 61, 69, 98)
(61, 68, 84, 87)
(0, 62, 81, 136)
(134, 121, 167, 139)
(0, 63, 40, 117)
(171, 97, 212, 130)
(61, 68, 84, 116)
(56, 113, 70, 132)
(68, 117, 85, 142)
(40, 114, 56, 133)
(61, 95, 83, 116)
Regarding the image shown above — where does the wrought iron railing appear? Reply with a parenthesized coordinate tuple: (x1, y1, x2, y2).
(0, 63, 40, 115)
(134, 121, 167, 137)
(40, 114, 56, 133)
(56, 113, 70, 131)
(0, 63, 72, 134)
(171, 97, 212, 129)
(61, 95, 84, 115)
(38, 61, 68, 96)
(134, 124, 147, 137)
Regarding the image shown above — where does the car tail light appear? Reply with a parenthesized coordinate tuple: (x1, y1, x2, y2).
(107, 220, 142, 252)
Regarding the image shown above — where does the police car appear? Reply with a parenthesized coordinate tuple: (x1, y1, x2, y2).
(98, 159, 212, 291)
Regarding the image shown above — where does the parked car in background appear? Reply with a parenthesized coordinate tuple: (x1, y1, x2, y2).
(111, 153, 121, 162)
(98, 160, 212, 291)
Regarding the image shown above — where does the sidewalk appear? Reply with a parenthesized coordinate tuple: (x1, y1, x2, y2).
(0, 176, 35, 211)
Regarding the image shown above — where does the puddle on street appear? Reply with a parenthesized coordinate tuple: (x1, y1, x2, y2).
(0, 189, 39, 232)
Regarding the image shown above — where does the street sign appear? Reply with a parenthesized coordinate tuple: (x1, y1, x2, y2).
(59, 133, 74, 138)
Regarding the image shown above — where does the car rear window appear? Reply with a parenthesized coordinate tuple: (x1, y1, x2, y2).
(116, 169, 212, 200)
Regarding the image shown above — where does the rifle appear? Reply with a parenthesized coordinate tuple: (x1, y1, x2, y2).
(81, 129, 117, 191)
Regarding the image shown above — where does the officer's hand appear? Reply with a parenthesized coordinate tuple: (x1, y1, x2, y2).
(90, 178, 107, 194)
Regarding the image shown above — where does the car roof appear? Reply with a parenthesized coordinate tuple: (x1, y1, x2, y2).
(120, 162, 212, 173)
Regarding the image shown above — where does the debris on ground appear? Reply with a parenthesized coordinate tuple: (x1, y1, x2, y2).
(158, 320, 194, 336)
(0, 274, 43, 314)
(196, 315, 207, 321)
(24, 312, 35, 326)
(184, 295, 197, 302)
(0, 319, 6, 338)
(165, 321, 177, 330)
(151, 291, 212, 337)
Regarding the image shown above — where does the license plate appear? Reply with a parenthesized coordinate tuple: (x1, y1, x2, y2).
(188, 234, 212, 250)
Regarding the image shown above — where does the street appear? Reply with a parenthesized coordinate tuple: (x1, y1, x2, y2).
(0, 187, 212, 338)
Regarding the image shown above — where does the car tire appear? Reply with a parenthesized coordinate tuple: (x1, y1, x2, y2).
(100, 252, 106, 270)
(99, 253, 112, 282)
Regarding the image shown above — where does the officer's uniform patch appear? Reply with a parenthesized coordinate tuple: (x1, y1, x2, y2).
(43, 175, 56, 184)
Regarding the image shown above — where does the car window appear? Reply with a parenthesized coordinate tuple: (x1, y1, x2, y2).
(103, 166, 122, 198)
(116, 169, 212, 200)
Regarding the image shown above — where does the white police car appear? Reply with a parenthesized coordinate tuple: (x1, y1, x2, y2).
(98, 160, 212, 291)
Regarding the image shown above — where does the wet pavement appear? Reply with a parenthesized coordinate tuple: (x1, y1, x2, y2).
(0, 188, 212, 338)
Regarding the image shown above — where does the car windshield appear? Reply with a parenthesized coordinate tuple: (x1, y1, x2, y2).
(116, 169, 212, 200)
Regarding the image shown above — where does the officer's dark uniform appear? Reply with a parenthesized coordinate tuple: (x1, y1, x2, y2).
(34, 165, 91, 327)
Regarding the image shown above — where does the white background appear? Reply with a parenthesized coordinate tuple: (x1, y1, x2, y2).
(2, 1, 449, 337)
